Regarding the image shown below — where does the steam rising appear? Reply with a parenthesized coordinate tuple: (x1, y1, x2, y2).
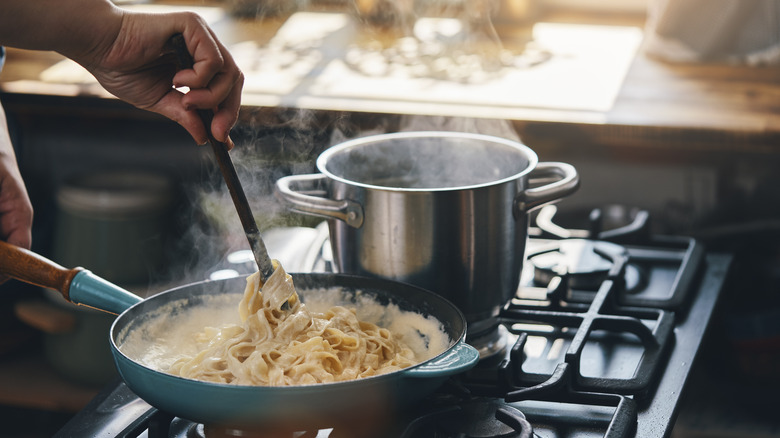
(154, 0, 525, 290)
(155, 113, 519, 290)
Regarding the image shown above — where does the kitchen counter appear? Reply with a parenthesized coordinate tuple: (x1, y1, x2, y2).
(1, 2, 779, 162)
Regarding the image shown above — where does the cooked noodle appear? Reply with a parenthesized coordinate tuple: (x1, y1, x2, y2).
(167, 262, 424, 386)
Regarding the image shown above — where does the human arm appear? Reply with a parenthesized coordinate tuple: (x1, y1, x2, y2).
(0, 0, 244, 145)
(0, 103, 33, 250)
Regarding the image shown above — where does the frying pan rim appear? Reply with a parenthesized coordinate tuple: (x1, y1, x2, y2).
(109, 272, 468, 390)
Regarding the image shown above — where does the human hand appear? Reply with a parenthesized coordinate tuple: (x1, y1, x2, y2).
(78, 10, 244, 147)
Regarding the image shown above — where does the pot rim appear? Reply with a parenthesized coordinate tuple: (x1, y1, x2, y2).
(316, 131, 539, 192)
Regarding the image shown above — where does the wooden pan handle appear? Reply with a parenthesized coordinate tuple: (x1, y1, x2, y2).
(0, 240, 83, 302)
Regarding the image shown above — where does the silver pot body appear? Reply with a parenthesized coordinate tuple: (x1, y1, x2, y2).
(276, 131, 578, 337)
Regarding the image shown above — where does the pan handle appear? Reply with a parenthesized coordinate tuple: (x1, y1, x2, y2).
(403, 342, 479, 379)
(0, 240, 140, 315)
(69, 270, 142, 315)
(275, 173, 364, 228)
(0, 240, 81, 297)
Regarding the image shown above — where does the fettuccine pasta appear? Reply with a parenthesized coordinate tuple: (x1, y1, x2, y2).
(167, 262, 421, 386)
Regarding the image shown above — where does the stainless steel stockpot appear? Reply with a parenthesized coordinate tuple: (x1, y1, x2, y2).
(276, 131, 579, 339)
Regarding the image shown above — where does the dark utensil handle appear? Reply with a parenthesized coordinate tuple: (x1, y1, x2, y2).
(0, 240, 82, 302)
(169, 34, 275, 281)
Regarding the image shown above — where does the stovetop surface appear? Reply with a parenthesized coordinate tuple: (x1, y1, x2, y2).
(54, 207, 733, 438)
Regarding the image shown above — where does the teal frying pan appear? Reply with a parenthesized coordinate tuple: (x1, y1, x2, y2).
(0, 240, 479, 429)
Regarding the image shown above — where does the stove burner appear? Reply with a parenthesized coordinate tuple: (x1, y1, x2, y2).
(528, 239, 642, 292)
(409, 399, 533, 438)
(168, 421, 320, 438)
(203, 425, 316, 438)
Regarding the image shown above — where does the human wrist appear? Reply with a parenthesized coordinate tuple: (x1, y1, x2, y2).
(0, 0, 123, 66)
(53, 0, 125, 69)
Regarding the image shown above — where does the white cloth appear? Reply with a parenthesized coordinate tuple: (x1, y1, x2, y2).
(643, 0, 780, 65)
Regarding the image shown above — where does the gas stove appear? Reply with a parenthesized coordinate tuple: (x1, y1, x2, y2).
(54, 206, 732, 438)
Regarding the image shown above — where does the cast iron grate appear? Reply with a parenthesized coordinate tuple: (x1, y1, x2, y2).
(497, 242, 676, 397)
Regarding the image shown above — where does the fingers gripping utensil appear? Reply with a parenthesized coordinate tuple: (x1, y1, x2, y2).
(170, 34, 275, 283)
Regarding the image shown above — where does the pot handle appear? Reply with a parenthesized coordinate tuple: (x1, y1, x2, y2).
(515, 162, 579, 214)
(404, 342, 480, 379)
(275, 174, 364, 228)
